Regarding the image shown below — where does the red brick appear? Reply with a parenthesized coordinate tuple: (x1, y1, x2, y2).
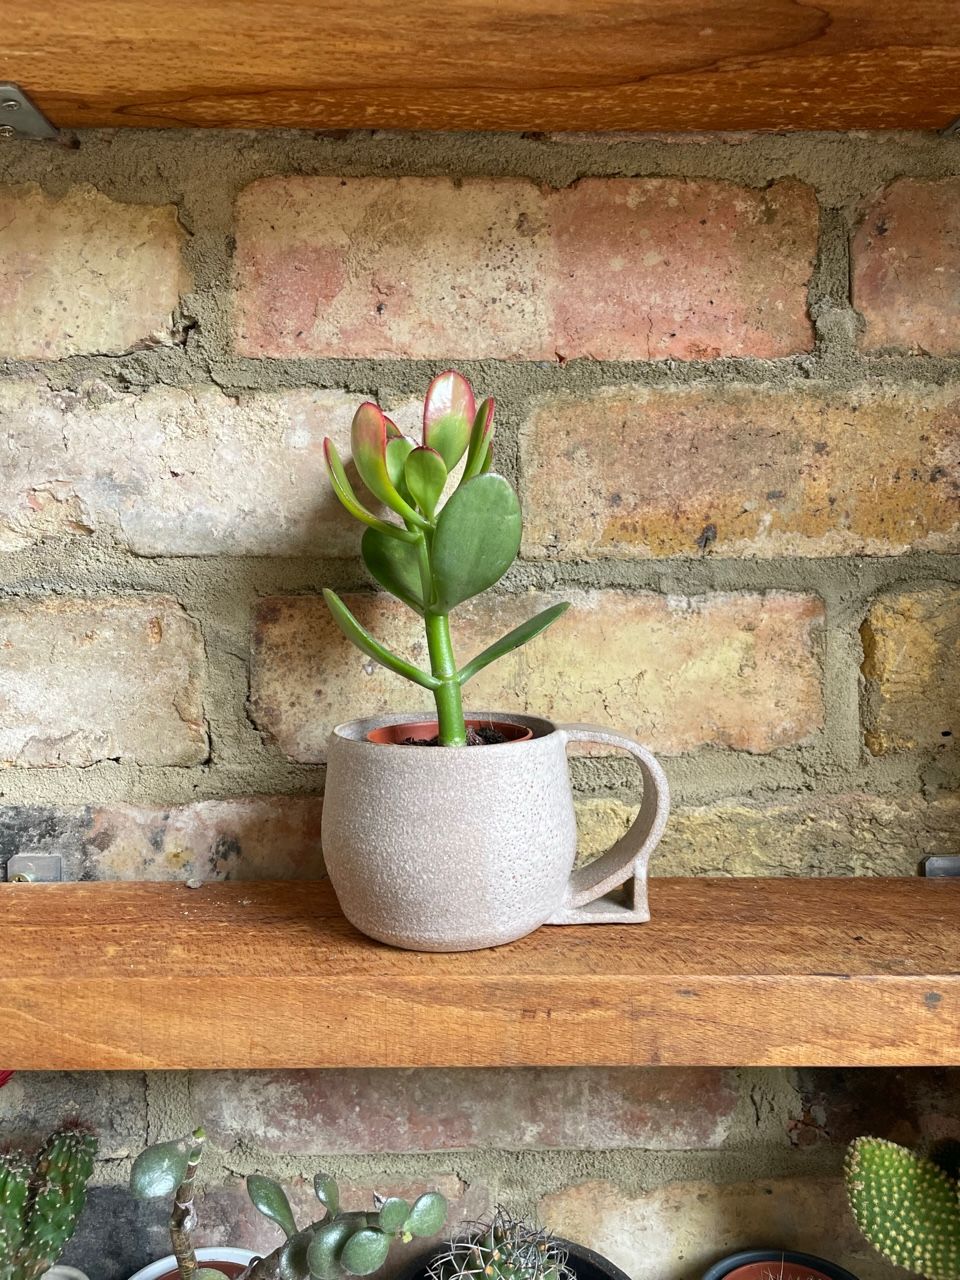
(0, 184, 189, 359)
(250, 590, 824, 760)
(789, 1067, 960, 1149)
(522, 383, 960, 559)
(234, 177, 816, 360)
(192, 1067, 738, 1154)
(0, 595, 207, 767)
(853, 178, 960, 355)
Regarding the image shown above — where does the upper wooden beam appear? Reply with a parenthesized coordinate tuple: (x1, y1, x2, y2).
(2, 877, 957, 1069)
(6, 1, 960, 134)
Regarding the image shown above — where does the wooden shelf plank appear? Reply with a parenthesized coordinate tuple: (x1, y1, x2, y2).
(7, 1, 960, 133)
(1, 878, 957, 1070)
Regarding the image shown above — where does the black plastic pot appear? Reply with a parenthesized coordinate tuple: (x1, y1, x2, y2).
(396, 1240, 630, 1280)
(702, 1249, 860, 1280)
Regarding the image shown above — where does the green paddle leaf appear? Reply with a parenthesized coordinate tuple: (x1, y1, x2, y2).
(130, 1137, 193, 1200)
(377, 1197, 411, 1234)
(361, 528, 427, 614)
(314, 1172, 340, 1218)
(404, 446, 447, 519)
(403, 1191, 447, 1238)
(458, 602, 570, 684)
(341, 1228, 392, 1276)
(323, 439, 418, 544)
(308, 1218, 355, 1280)
(423, 370, 475, 470)
(281, 1229, 316, 1280)
(461, 397, 495, 483)
(247, 1174, 298, 1239)
(430, 474, 521, 613)
(385, 436, 415, 505)
(351, 402, 428, 527)
(323, 590, 440, 690)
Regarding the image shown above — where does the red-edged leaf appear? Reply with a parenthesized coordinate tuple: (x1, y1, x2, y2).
(422, 371, 475, 470)
(351, 403, 427, 526)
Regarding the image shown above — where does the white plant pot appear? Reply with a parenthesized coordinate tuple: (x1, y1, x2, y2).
(126, 1248, 258, 1280)
(43, 1269, 92, 1280)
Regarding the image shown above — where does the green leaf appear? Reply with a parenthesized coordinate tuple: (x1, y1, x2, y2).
(404, 446, 447, 520)
(129, 1138, 193, 1200)
(281, 1229, 317, 1280)
(352, 403, 428, 527)
(423, 371, 475, 470)
(403, 1191, 447, 1238)
(314, 1173, 340, 1218)
(247, 1174, 298, 1239)
(323, 590, 440, 690)
(461, 397, 495, 483)
(323, 439, 418, 544)
(341, 1228, 392, 1276)
(459, 603, 570, 684)
(385, 436, 415, 505)
(195, 1270, 232, 1279)
(361, 528, 427, 615)
(430, 474, 521, 613)
(308, 1218, 355, 1280)
(377, 1197, 411, 1234)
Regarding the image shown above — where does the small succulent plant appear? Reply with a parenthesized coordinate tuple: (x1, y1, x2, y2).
(323, 371, 570, 746)
(131, 1129, 448, 1280)
(0, 1124, 97, 1280)
(428, 1209, 573, 1280)
(845, 1136, 960, 1280)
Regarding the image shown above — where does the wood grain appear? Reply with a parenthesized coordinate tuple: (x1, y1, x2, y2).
(1, 878, 957, 1069)
(6, 1, 960, 133)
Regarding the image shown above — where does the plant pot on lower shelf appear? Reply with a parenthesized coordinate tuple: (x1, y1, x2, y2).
(703, 1250, 861, 1280)
(126, 1248, 257, 1280)
(322, 711, 670, 952)
(43, 1269, 92, 1280)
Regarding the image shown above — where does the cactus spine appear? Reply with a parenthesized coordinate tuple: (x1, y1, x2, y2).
(846, 1137, 960, 1280)
(428, 1209, 573, 1280)
(0, 1126, 97, 1280)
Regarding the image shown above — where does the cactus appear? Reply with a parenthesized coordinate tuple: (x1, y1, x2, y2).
(0, 1125, 97, 1280)
(845, 1136, 960, 1280)
(428, 1208, 573, 1280)
(132, 1133, 447, 1280)
(323, 372, 570, 746)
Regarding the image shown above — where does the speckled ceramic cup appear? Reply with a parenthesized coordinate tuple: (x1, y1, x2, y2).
(322, 711, 670, 952)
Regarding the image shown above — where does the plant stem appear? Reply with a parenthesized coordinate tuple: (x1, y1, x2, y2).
(424, 612, 467, 746)
(171, 1132, 205, 1280)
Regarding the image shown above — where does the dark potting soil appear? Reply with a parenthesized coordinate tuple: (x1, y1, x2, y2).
(402, 726, 509, 746)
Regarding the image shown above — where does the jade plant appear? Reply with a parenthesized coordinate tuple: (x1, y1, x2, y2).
(0, 1124, 97, 1280)
(131, 1128, 448, 1280)
(845, 1136, 960, 1280)
(428, 1209, 573, 1280)
(323, 371, 569, 746)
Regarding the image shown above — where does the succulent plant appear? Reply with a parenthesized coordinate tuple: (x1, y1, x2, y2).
(0, 1124, 97, 1280)
(845, 1136, 960, 1280)
(132, 1131, 447, 1280)
(323, 371, 570, 746)
(428, 1208, 573, 1280)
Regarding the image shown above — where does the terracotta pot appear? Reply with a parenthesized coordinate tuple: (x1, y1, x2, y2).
(366, 717, 533, 745)
(126, 1248, 257, 1280)
(702, 1251, 860, 1280)
(322, 710, 670, 951)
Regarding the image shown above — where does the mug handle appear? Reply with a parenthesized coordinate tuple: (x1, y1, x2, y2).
(546, 723, 670, 925)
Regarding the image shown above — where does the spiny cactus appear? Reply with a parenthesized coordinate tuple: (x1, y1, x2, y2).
(0, 1125, 97, 1280)
(845, 1136, 960, 1280)
(428, 1209, 573, 1280)
(132, 1131, 448, 1280)
(323, 372, 569, 746)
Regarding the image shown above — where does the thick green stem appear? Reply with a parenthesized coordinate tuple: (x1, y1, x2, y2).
(424, 612, 466, 746)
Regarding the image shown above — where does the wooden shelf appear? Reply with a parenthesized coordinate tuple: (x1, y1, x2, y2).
(8, 1, 960, 134)
(2, 878, 957, 1070)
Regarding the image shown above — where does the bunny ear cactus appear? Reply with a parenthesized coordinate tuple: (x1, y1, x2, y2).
(238, 1173, 448, 1280)
(0, 1125, 97, 1280)
(323, 371, 569, 746)
(845, 1137, 960, 1280)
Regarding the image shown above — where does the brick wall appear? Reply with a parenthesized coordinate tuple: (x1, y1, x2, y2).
(2, 128, 959, 1278)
